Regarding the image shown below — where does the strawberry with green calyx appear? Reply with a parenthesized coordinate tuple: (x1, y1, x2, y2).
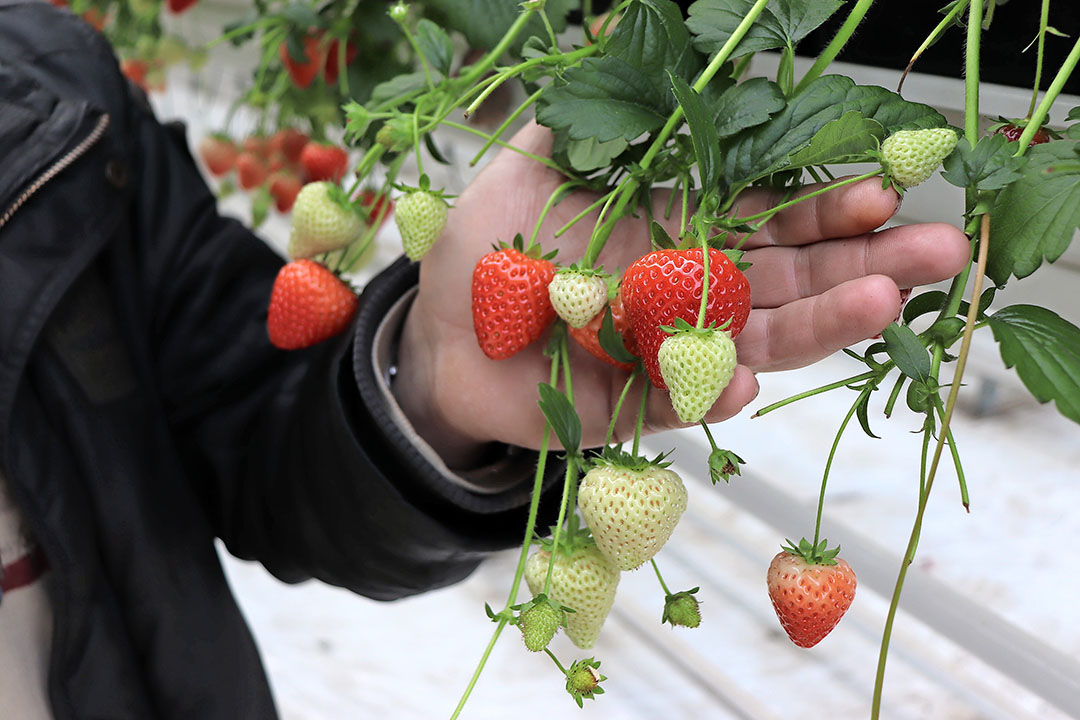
(472, 234, 558, 359)
(662, 587, 701, 629)
(524, 535, 619, 649)
(621, 247, 750, 389)
(988, 116, 1057, 146)
(511, 594, 569, 652)
(657, 318, 738, 424)
(395, 179, 449, 261)
(767, 538, 857, 649)
(266, 259, 358, 350)
(548, 265, 609, 329)
(880, 128, 958, 189)
(279, 32, 325, 90)
(577, 448, 688, 572)
(564, 658, 606, 708)
(375, 116, 415, 153)
(287, 182, 366, 259)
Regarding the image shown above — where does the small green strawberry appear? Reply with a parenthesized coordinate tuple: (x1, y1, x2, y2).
(662, 587, 701, 629)
(287, 182, 365, 260)
(548, 267, 609, 329)
(577, 449, 688, 572)
(880, 128, 958, 188)
(525, 543, 619, 649)
(513, 594, 567, 652)
(657, 319, 738, 424)
(395, 187, 448, 261)
(564, 658, 606, 708)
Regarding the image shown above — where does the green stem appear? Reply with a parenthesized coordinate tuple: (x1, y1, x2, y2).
(731, 170, 882, 225)
(696, 233, 710, 330)
(964, 0, 984, 145)
(544, 457, 579, 596)
(459, 9, 537, 86)
(1018, 34, 1080, 150)
(752, 369, 883, 418)
(436, 120, 564, 171)
(531, 181, 583, 247)
(1027, 0, 1051, 118)
(632, 376, 649, 457)
(470, 86, 546, 167)
(650, 558, 672, 596)
(606, 370, 641, 447)
(812, 387, 870, 547)
(793, 0, 876, 95)
(883, 371, 906, 418)
(544, 647, 568, 674)
(539, 8, 559, 49)
(897, 0, 968, 94)
(448, 619, 508, 720)
(555, 190, 616, 239)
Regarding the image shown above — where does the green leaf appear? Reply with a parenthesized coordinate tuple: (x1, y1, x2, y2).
(941, 135, 1027, 191)
(415, 19, 454, 77)
(720, 75, 946, 185)
(987, 140, 1080, 285)
(651, 220, 678, 250)
(566, 136, 629, 172)
(279, 4, 322, 28)
(687, 0, 844, 58)
(957, 286, 996, 320)
(881, 323, 931, 382)
(707, 77, 785, 139)
(599, 309, 639, 364)
(370, 71, 430, 105)
(429, 0, 577, 55)
(787, 111, 885, 168)
(902, 290, 949, 324)
(669, 72, 722, 191)
(987, 305, 1080, 423)
(1067, 106, 1080, 123)
(855, 388, 880, 439)
(537, 383, 582, 452)
(537, 0, 703, 143)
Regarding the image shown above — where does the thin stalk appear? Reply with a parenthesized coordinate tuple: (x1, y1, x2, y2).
(531, 181, 583, 246)
(1018, 34, 1080, 150)
(871, 214, 990, 718)
(696, 233, 710, 329)
(555, 190, 616, 238)
(1027, 0, 1052, 118)
(752, 369, 883, 418)
(794, 0, 876, 95)
(448, 619, 508, 720)
(632, 378, 649, 457)
(539, 9, 560, 49)
(650, 558, 672, 596)
(883, 371, 906, 418)
(544, 647, 568, 674)
(470, 87, 546, 167)
(732, 170, 881, 225)
(606, 370, 641, 446)
(436, 120, 564, 171)
(459, 9, 537, 86)
(812, 389, 868, 547)
(897, 0, 969, 94)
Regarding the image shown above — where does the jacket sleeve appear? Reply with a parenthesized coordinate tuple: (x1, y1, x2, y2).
(104, 40, 562, 600)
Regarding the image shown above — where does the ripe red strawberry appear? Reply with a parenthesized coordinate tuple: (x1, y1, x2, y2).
(525, 544, 619, 649)
(323, 38, 359, 84)
(299, 142, 349, 183)
(120, 59, 148, 91)
(568, 290, 638, 372)
(621, 248, 750, 389)
(81, 7, 106, 31)
(767, 538, 857, 649)
(471, 238, 557, 360)
(269, 172, 303, 213)
(166, 0, 198, 13)
(577, 451, 688, 571)
(235, 152, 267, 190)
(266, 260, 358, 350)
(996, 122, 1051, 146)
(198, 134, 238, 177)
(270, 128, 310, 164)
(242, 135, 269, 159)
(279, 33, 325, 90)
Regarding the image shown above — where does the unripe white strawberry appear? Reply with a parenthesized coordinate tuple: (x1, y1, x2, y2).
(577, 455, 688, 571)
(880, 128, 958, 188)
(525, 546, 619, 649)
(658, 324, 737, 424)
(395, 189, 448, 261)
(548, 269, 608, 328)
(287, 182, 365, 260)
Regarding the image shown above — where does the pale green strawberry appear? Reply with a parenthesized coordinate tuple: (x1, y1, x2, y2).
(564, 658, 606, 708)
(395, 190, 448, 261)
(880, 128, 958, 188)
(577, 452, 688, 572)
(662, 587, 702, 629)
(658, 322, 737, 424)
(548, 268, 609, 329)
(525, 545, 619, 649)
(287, 182, 365, 260)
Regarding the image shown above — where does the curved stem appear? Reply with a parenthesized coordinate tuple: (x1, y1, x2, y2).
(632, 377, 649, 457)
(1018, 34, 1080, 150)
(752, 369, 883, 418)
(731, 170, 881, 225)
(470, 86, 546, 167)
(531, 181, 583, 247)
(459, 9, 537, 86)
(650, 558, 672, 596)
(812, 388, 868, 547)
(606, 370, 641, 446)
(448, 619, 508, 720)
(897, 0, 969, 94)
(1027, 0, 1051, 119)
(436, 120, 564, 171)
(793, 0, 876, 95)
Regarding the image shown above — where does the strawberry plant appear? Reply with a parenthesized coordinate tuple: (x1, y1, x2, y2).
(117, 0, 1080, 714)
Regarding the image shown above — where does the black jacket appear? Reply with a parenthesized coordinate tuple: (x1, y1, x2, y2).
(0, 3, 557, 717)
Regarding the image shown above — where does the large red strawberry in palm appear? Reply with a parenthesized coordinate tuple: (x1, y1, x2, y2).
(621, 247, 750, 389)
(472, 237, 557, 360)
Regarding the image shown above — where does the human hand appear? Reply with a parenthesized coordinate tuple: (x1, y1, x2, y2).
(391, 123, 969, 467)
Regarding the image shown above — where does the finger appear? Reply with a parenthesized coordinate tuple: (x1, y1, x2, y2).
(731, 177, 901, 249)
(744, 222, 970, 309)
(605, 366, 759, 444)
(736, 275, 902, 372)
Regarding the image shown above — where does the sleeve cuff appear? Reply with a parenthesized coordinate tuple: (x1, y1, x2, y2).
(351, 257, 558, 516)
